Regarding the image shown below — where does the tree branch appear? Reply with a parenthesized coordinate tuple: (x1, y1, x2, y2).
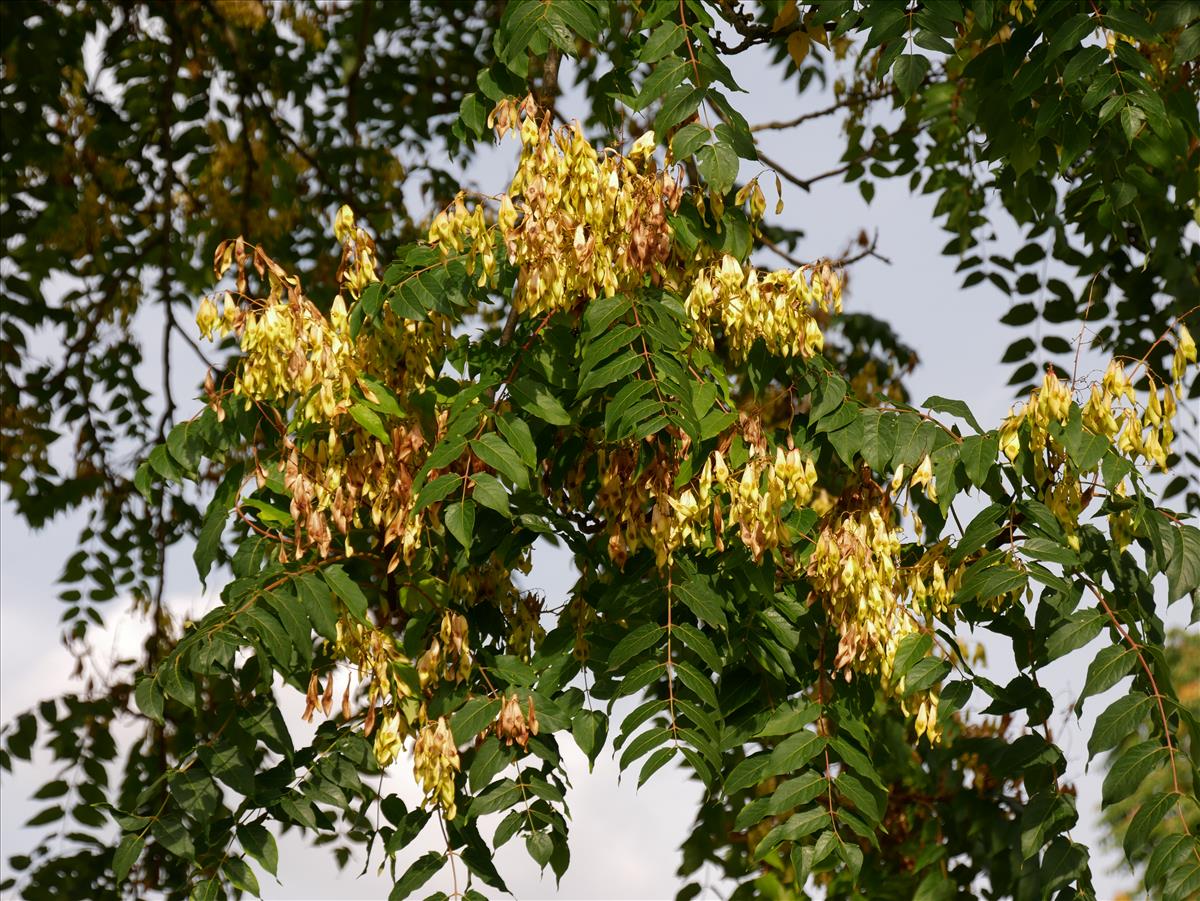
(759, 150, 859, 193)
(752, 87, 895, 132)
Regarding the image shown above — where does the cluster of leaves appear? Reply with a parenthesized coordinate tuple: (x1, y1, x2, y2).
(2, 2, 1200, 900)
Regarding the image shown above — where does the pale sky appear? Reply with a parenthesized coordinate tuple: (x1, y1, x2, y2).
(3, 31, 1195, 901)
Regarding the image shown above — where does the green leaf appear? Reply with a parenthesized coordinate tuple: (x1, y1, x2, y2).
(859, 410, 898, 473)
(1089, 693, 1153, 758)
(1165, 525, 1200, 602)
(922, 395, 983, 433)
(674, 623, 723, 675)
(415, 473, 463, 512)
(526, 831, 554, 870)
(134, 677, 165, 724)
(1102, 740, 1168, 805)
(725, 752, 772, 795)
(756, 700, 819, 738)
(1145, 833, 1192, 888)
(639, 746, 677, 787)
(1165, 844, 1200, 899)
(389, 852, 445, 900)
(828, 416, 866, 468)
(157, 658, 196, 709)
(152, 814, 195, 861)
(671, 123, 710, 161)
(1022, 536, 1080, 566)
(571, 709, 607, 770)
(576, 352, 644, 399)
(583, 294, 632, 333)
(470, 433, 531, 489)
(195, 463, 243, 584)
(459, 91, 487, 137)
(1044, 609, 1105, 662)
(444, 499, 476, 550)
(350, 402, 390, 443)
(32, 780, 68, 800)
(451, 697, 500, 744)
(893, 53, 931, 100)
(902, 656, 950, 695)
(169, 768, 220, 820)
(768, 730, 823, 774)
(113, 835, 144, 882)
(837, 771, 884, 825)
(891, 633, 933, 682)
(1039, 838, 1088, 895)
(1046, 13, 1097, 61)
(1075, 644, 1136, 714)
(1020, 790, 1076, 859)
(495, 414, 537, 469)
(238, 824, 279, 877)
(619, 727, 671, 771)
(769, 772, 825, 814)
(322, 564, 370, 625)
(1123, 791, 1179, 860)
(655, 85, 703, 136)
(297, 575, 338, 641)
(608, 624, 666, 670)
(508, 379, 571, 426)
(582, 324, 640, 378)
(24, 806, 63, 827)
(223, 858, 260, 897)
(959, 433, 998, 486)
(674, 574, 727, 628)
(754, 808, 829, 860)
(810, 373, 846, 422)
(470, 472, 510, 517)
(134, 461, 154, 500)
(1174, 21, 1200, 64)
(673, 660, 718, 710)
(696, 142, 739, 195)
(640, 21, 685, 62)
(262, 591, 313, 666)
(840, 842, 864, 881)
(462, 739, 509, 800)
(913, 870, 955, 901)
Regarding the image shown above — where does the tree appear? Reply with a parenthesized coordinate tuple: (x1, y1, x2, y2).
(2, 1, 1199, 899)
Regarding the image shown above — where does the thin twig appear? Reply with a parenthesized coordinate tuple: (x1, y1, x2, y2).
(751, 88, 894, 132)
(759, 150, 858, 193)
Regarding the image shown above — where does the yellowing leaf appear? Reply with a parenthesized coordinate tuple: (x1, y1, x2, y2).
(772, 1, 798, 31)
(787, 30, 811, 68)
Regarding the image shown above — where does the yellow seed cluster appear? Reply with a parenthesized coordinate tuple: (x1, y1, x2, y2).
(298, 619, 420, 769)
(429, 96, 682, 317)
(684, 254, 840, 361)
(416, 612, 473, 689)
(197, 288, 357, 416)
(412, 718, 461, 819)
(807, 504, 966, 743)
(197, 210, 453, 567)
(321, 614, 474, 815)
(332, 204, 378, 299)
(999, 327, 1196, 549)
(496, 693, 539, 750)
(809, 508, 909, 676)
(428, 97, 842, 362)
(596, 433, 817, 570)
(333, 619, 414, 708)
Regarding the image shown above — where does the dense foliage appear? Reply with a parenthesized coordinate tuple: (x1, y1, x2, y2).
(2, 1, 1199, 899)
